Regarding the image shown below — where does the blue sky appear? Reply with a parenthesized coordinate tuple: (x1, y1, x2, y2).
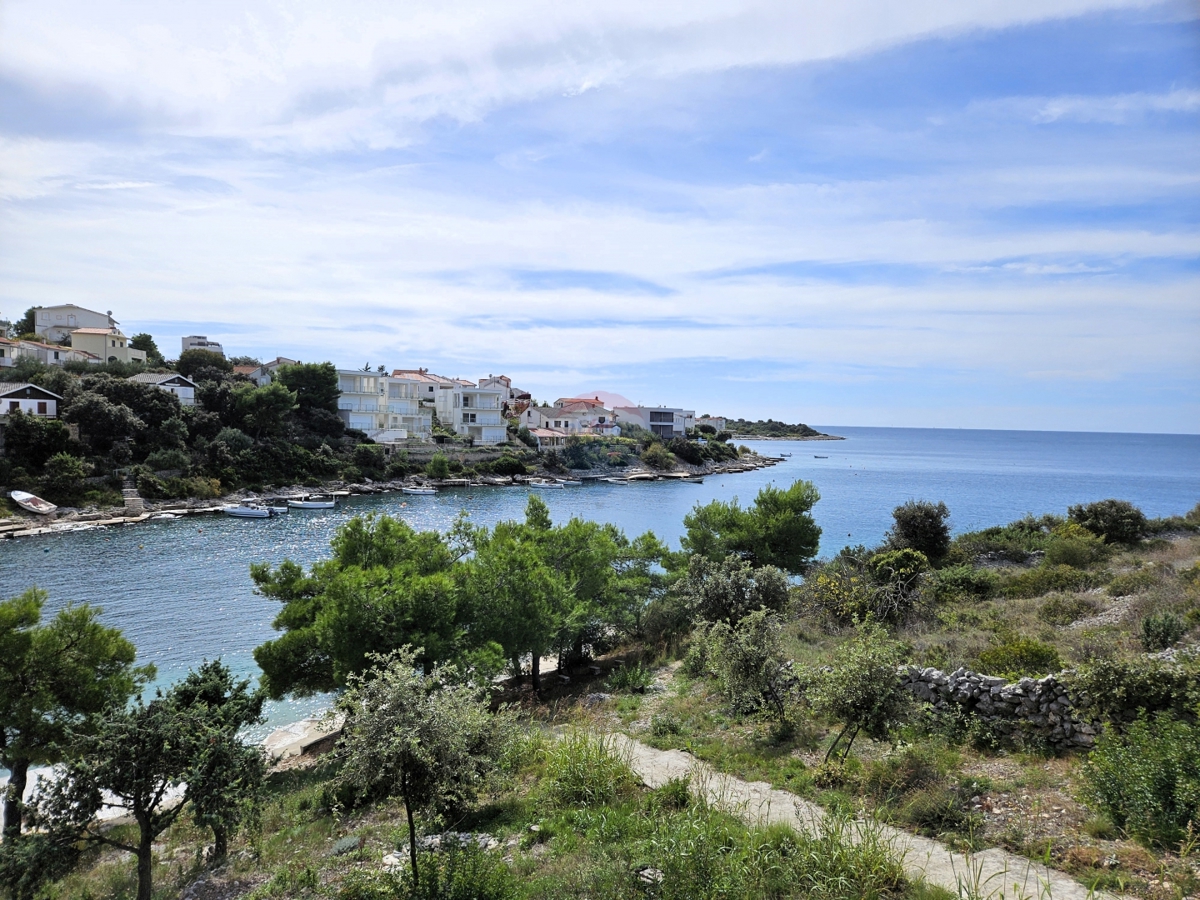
(0, 0, 1197, 432)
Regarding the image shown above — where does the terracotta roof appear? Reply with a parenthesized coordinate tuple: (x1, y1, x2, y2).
(529, 427, 567, 437)
(233, 365, 259, 375)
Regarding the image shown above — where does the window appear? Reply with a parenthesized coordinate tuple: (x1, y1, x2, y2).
(36, 402, 47, 414)
(598, 416, 606, 423)
(650, 411, 674, 423)
(40, 312, 48, 321)
(8, 401, 18, 412)
(53, 351, 59, 360)
(0, 349, 5, 358)
(464, 412, 476, 423)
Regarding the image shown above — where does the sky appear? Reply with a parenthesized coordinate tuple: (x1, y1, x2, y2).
(0, 0, 1197, 433)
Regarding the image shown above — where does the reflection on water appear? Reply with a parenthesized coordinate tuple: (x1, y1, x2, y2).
(2, 427, 1197, 733)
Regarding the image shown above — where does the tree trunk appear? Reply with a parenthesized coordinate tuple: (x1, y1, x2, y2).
(404, 779, 418, 891)
(136, 831, 154, 900)
(531, 653, 541, 693)
(2, 757, 29, 840)
(212, 826, 228, 862)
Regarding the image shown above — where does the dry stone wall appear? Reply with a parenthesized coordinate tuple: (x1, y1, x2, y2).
(899, 666, 1098, 750)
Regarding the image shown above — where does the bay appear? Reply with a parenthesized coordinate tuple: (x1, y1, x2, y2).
(2, 426, 1197, 735)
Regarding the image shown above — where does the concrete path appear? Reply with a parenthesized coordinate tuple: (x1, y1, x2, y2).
(609, 734, 1121, 900)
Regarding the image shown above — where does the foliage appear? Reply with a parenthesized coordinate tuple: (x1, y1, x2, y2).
(27, 661, 265, 900)
(128, 333, 164, 366)
(1070, 654, 1200, 726)
(1069, 498, 1149, 545)
(926, 564, 999, 603)
(886, 500, 951, 564)
(426, 452, 451, 479)
(999, 563, 1109, 599)
(1043, 522, 1108, 567)
(723, 418, 824, 438)
(704, 609, 797, 721)
(1141, 612, 1186, 651)
(41, 452, 89, 501)
(1081, 713, 1200, 847)
(543, 731, 637, 807)
(1108, 567, 1162, 596)
(809, 623, 912, 762)
(604, 662, 654, 693)
(641, 442, 675, 469)
(674, 553, 791, 625)
(235, 380, 298, 439)
(0, 590, 152, 841)
(487, 454, 528, 477)
(1038, 593, 1099, 626)
(176, 348, 233, 378)
(799, 550, 927, 626)
(334, 648, 515, 886)
(667, 436, 704, 465)
(276, 362, 341, 414)
(951, 514, 1061, 562)
(976, 635, 1062, 679)
(341, 842, 520, 900)
(2, 409, 74, 472)
(681, 479, 822, 575)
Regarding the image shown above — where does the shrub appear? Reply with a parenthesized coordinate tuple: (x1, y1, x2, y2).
(1081, 714, 1200, 847)
(1068, 499, 1149, 545)
(1141, 612, 1186, 652)
(977, 636, 1062, 679)
(1107, 567, 1161, 596)
(1038, 593, 1099, 626)
(143, 447, 191, 472)
(641, 443, 674, 470)
(886, 500, 951, 563)
(1000, 564, 1108, 599)
(489, 455, 527, 477)
(667, 437, 704, 466)
(1070, 655, 1200, 725)
(1043, 523, 1108, 568)
(674, 553, 790, 626)
(705, 609, 796, 722)
(41, 452, 89, 500)
(809, 622, 912, 762)
(214, 427, 253, 453)
(897, 784, 971, 835)
(926, 565, 999, 603)
(425, 453, 450, 479)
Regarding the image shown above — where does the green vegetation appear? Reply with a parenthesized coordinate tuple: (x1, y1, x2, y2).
(725, 418, 827, 439)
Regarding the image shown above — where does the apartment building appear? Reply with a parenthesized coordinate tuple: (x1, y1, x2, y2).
(392, 368, 505, 444)
(32, 304, 117, 342)
(337, 370, 433, 442)
(612, 405, 696, 439)
(182, 335, 225, 356)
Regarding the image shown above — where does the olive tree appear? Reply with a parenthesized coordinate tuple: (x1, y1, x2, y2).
(334, 648, 515, 888)
(809, 623, 912, 763)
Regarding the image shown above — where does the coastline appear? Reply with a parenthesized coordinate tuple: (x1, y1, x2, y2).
(0, 451, 785, 541)
(731, 434, 845, 441)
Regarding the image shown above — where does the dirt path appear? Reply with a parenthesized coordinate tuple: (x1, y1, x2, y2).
(608, 733, 1123, 900)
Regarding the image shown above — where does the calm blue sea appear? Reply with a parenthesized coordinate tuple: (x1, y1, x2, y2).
(2, 426, 1197, 734)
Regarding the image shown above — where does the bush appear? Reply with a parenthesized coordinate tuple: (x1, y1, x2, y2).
(1043, 523, 1108, 567)
(705, 609, 796, 721)
(1081, 714, 1200, 847)
(1038, 593, 1099, 626)
(1068, 499, 1149, 545)
(1000, 564, 1109, 599)
(41, 452, 89, 500)
(886, 500, 951, 563)
(425, 453, 450, 479)
(604, 662, 654, 694)
(1141, 612, 1186, 652)
(338, 842, 519, 900)
(1070, 655, 1200, 725)
(926, 564, 999, 603)
(143, 447, 191, 472)
(489, 455, 527, 477)
(1107, 567, 1161, 597)
(674, 553, 790, 626)
(977, 636, 1062, 679)
(667, 437, 704, 466)
(952, 514, 1061, 562)
(214, 427, 253, 453)
(641, 443, 674, 470)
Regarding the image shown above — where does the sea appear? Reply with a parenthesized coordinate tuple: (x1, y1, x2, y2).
(2, 426, 1198, 737)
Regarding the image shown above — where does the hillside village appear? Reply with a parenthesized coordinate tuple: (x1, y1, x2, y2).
(0, 303, 790, 516)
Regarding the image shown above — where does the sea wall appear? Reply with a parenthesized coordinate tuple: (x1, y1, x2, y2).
(899, 666, 1098, 750)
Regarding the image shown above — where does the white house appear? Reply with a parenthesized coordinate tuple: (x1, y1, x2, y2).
(235, 357, 298, 387)
(16, 339, 97, 367)
(337, 370, 434, 443)
(392, 368, 506, 444)
(32, 304, 117, 343)
(697, 416, 727, 432)
(612, 406, 695, 439)
(0, 338, 17, 367)
(0, 383, 63, 456)
(128, 372, 198, 407)
(182, 336, 225, 356)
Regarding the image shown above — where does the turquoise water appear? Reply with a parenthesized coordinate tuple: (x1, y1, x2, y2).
(2, 426, 1197, 733)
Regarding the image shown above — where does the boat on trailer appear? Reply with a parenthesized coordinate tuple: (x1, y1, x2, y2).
(288, 494, 337, 509)
(10, 490, 57, 515)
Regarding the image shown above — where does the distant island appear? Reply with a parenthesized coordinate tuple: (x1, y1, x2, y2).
(726, 418, 843, 440)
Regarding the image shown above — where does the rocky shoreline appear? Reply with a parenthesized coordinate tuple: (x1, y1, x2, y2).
(0, 451, 785, 540)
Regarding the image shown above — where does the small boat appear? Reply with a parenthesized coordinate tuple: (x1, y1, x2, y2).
(529, 480, 563, 489)
(682, 475, 705, 484)
(288, 495, 337, 509)
(10, 491, 57, 515)
(401, 486, 437, 495)
(557, 480, 582, 487)
(603, 477, 631, 484)
(224, 504, 273, 518)
(149, 513, 180, 520)
(627, 473, 657, 481)
(780, 452, 792, 457)
(814, 455, 828, 459)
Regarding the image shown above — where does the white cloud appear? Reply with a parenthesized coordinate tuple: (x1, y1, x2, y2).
(0, 0, 1163, 148)
(975, 88, 1200, 124)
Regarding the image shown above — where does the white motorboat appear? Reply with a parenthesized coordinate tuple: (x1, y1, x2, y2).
(558, 479, 583, 487)
(528, 479, 563, 489)
(401, 486, 437, 495)
(224, 505, 271, 518)
(10, 490, 57, 515)
(288, 495, 337, 509)
(603, 477, 631, 484)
